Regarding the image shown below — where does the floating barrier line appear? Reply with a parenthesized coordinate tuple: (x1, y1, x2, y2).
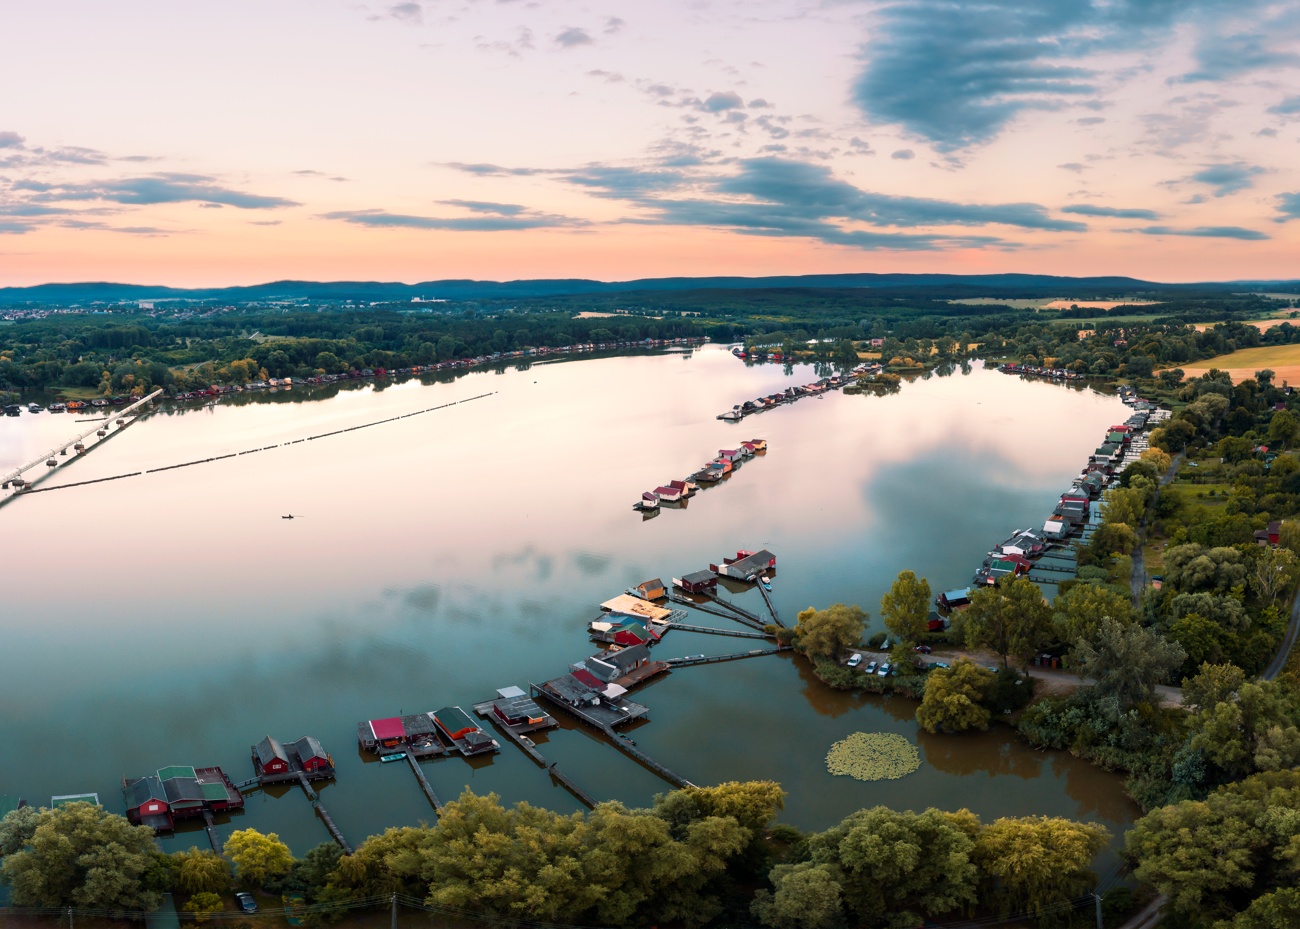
(9, 392, 496, 497)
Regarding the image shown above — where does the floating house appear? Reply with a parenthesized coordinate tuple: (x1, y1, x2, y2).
(432, 706, 499, 755)
(711, 549, 777, 581)
(589, 616, 663, 647)
(630, 578, 667, 601)
(123, 766, 242, 831)
(584, 643, 651, 683)
(290, 737, 333, 774)
(937, 588, 971, 612)
(673, 569, 719, 594)
(253, 736, 291, 777)
(635, 491, 659, 511)
(489, 686, 555, 731)
(50, 793, 99, 808)
(654, 486, 683, 504)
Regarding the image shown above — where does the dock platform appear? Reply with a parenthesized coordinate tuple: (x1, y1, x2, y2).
(601, 725, 695, 789)
(532, 681, 649, 729)
(665, 646, 792, 667)
(296, 773, 354, 853)
(667, 622, 772, 639)
(471, 702, 598, 809)
(405, 753, 444, 812)
(756, 582, 784, 627)
(700, 592, 766, 627)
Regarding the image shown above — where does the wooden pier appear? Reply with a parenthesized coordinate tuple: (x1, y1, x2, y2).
(531, 682, 650, 729)
(201, 810, 222, 856)
(548, 763, 597, 809)
(405, 752, 444, 812)
(296, 773, 354, 854)
(701, 591, 766, 626)
(667, 622, 772, 640)
(601, 724, 695, 789)
(1, 389, 162, 491)
(665, 646, 792, 668)
(669, 593, 766, 630)
(472, 703, 598, 809)
(756, 582, 784, 627)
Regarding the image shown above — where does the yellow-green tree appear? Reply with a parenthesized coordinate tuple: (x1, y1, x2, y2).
(225, 828, 294, 888)
(916, 660, 997, 734)
(793, 603, 867, 661)
(973, 816, 1109, 917)
(173, 846, 231, 895)
(183, 891, 224, 920)
(880, 570, 932, 647)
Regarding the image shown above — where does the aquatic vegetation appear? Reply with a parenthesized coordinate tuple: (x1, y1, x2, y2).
(826, 732, 921, 781)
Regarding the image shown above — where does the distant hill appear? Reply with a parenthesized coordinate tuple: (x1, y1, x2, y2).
(2, 273, 1297, 305)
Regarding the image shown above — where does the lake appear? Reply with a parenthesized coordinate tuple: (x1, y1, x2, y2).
(0, 347, 1138, 860)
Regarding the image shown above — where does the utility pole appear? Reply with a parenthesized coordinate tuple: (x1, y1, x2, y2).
(391, 892, 398, 929)
(1094, 889, 1104, 929)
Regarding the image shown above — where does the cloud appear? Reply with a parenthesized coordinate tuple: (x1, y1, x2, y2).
(1268, 95, 1300, 117)
(13, 173, 299, 209)
(891, 149, 915, 160)
(851, 0, 1272, 151)
(322, 207, 587, 231)
(1187, 162, 1266, 197)
(557, 156, 1084, 252)
(1061, 204, 1160, 220)
(748, 98, 772, 109)
(1140, 95, 1237, 153)
(1076, 116, 1106, 126)
(442, 162, 542, 177)
(437, 199, 528, 215)
(1275, 192, 1300, 222)
(387, 2, 423, 25)
(586, 69, 624, 83)
(1131, 225, 1269, 240)
(603, 17, 624, 35)
(1058, 163, 1087, 173)
(554, 27, 592, 48)
(0, 131, 25, 148)
(1177, 30, 1300, 82)
(702, 91, 744, 113)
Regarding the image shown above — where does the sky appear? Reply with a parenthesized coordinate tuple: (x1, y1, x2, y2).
(2, 0, 1299, 287)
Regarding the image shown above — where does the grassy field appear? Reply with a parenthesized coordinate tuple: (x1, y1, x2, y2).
(1172, 344, 1300, 384)
(1192, 317, 1300, 333)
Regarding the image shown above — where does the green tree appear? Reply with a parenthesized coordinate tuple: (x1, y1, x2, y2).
(0, 802, 165, 910)
(1226, 888, 1300, 929)
(1183, 662, 1247, 711)
(916, 660, 997, 733)
(793, 603, 867, 661)
(1188, 679, 1300, 779)
(795, 806, 981, 928)
(752, 863, 844, 929)
(1073, 618, 1185, 721)
(0, 804, 39, 856)
(225, 828, 295, 888)
(880, 570, 932, 647)
(1251, 546, 1298, 604)
(1052, 583, 1133, 650)
(973, 816, 1109, 918)
(1125, 770, 1300, 924)
(173, 846, 231, 895)
(1102, 486, 1147, 526)
(963, 577, 1051, 669)
(1268, 409, 1299, 448)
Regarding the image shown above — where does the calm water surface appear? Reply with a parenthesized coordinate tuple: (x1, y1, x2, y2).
(0, 348, 1137, 858)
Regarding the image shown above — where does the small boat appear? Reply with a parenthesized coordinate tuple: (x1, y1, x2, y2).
(27, 403, 42, 413)
(379, 752, 407, 763)
(761, 577, 772, 591)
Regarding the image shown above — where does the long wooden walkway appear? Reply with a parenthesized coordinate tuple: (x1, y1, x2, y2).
(600, 725, 695, 789)
(1, 389, 162, 489)
(668, 622, 772, 639)
(201, 810, 222, 856)
(297, 773, 354, 854)
(474, 706, 597, 808)
(665, 646, 792, 668)
(548, 763, 597, 809)
(405, 752, 444, 812)
(701, 592, 765, 625)
(756, 582, 784, 627)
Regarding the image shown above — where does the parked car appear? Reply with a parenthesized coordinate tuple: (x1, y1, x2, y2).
(877, 662, 892, 677)
(931, 661, 950, 670)
(846, 653, 863, 668)
(913, 645, 932, 654)
(236, 893, 258, 914)
(864, 660, 878, 674)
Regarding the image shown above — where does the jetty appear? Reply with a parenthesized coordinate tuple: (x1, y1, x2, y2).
(700, 591, 766, 626)
(472, 690, 596, 809)
(600, 724, 695, 789)
(1, 388, 162, 492)
(404, 753, 444, 813)
(667, 621, 772, 640)
(548, 763, 597, 808)
(756, 580, 784, 627)
(665, 647, 792, 668)
(201, 811, 222, 855)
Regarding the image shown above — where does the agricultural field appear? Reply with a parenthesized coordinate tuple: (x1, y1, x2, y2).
(1192, 316, 1300, 332)
(1172, 343, 1300, 384)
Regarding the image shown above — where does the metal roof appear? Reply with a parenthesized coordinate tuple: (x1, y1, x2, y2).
(254, 736, 289, 767)
(123, 776, 167, 810)
(369, 717, 406, 741)
(156, 765, 196, 781)
(291, 736, 327, 762)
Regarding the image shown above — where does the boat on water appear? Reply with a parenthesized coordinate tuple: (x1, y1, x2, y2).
(27, 403, 42, 413)
(761, 577, 772, 591)
(379, 752, 407, 763)
(49, 402, 67, 413)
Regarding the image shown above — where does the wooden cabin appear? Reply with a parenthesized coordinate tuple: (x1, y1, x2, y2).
(673, 569, 718, 594)
(123, 776, 171, 830)
(491, 686, 551, 727)
(364, 717, 408, 750)
(290, 736, 332, 773)
(253, 736, 291, 776)
(712, 549, 777, 581)
(633, 578, 666, 600)
(654, 485, 683, 504)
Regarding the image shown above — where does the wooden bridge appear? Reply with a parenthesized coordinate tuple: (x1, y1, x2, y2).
(405, 752, 444, 812)
(600, 725, 695, 789)
(665, 646, 792, 668)
(669, 593, 766, 631)
(1, 389, 162, 490)
(297, 773, 354, 854)
(700, 591, 766, 626)
(756, 582, 784, 627)
(667, 622, 772, 640)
